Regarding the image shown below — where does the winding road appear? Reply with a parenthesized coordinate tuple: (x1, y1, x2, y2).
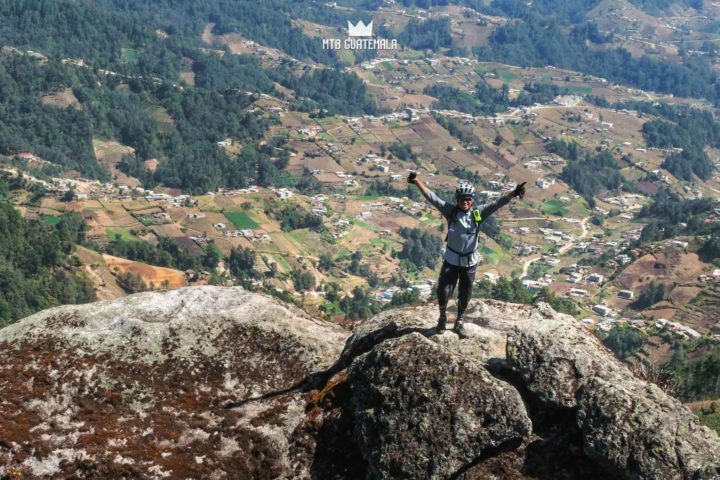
(559, 216, 591, 255)
(520, 255, 542, 279)
(520, 216, 591, 279)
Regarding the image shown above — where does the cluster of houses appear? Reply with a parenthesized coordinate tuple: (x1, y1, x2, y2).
(234, 230, 271, 242)
(696, 268, 720, 283)
(2, 160, 197, 207)
(601, 194, 645, 212)
(372, 280, 436, 302)
(219, 186, 262, 196)
(311, 194, 328, 216)
(653, 319, 703, 340)
(297, 125, 323, 137)
(134, 211, 172, 225)
(592, 315, 704, 340)
(523, 154, 566, 171)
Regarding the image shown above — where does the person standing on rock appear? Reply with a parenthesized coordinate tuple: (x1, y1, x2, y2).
(408, 172, 526, 334)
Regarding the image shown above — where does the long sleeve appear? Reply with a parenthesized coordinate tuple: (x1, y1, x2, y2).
(421, 188, 454, 219)
(478, 195, 510, 221)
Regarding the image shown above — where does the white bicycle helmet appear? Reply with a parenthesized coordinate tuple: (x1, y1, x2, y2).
(455, 181, 475, 200)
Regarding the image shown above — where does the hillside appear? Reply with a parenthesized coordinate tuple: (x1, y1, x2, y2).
(0, 288, 719, 478)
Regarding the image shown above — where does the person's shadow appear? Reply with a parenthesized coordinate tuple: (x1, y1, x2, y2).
(222, 324, 437, 409)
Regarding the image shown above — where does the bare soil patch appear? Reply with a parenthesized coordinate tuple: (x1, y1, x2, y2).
(103, 254, 187, 289)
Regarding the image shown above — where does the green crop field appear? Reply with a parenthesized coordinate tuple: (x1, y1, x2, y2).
(106, 228, 134, 242)
(474, 64, 489, 75)
(542, 199, 567, 216)
(121, 47, 139, 64)
(224, 211, 259, 229)
(566, 85, 592, 95)
(41, 215, 60, 226)
(371, 238, 398, 251)
(481, 245, 501, 265)
(207, 242, 223, 258)
(351, 219, 378, 232)
(566, 200, 591, 217)
(497, 70, 517, 82)
(337, 49, 355, 65)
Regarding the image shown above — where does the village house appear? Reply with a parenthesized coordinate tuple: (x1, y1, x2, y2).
(618, 290, 634, 300)
(615, 254, 631, 265)
(152, 212, 171, 221)
(587, 273, 604, 284)
(276, 188, 293, 199)
(592, 305, 612, 316)
(312, 207, 328, 216)
(567, 272, 583, 284)
(669, 240, 688, 249)
(189, 236, 208, 246)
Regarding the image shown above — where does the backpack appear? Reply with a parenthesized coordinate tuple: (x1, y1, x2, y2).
(444, 206, 483, 258)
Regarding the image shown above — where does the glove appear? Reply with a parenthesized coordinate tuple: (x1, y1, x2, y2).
(513, 181, 526, 199)
(407, 171, 418, 184)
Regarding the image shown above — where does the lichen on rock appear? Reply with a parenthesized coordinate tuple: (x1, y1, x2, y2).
(1, 289, 719, 479)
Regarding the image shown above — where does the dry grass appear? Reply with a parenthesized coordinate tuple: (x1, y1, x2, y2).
(620, 252, 705, 290)
(93, 139, 141, 187)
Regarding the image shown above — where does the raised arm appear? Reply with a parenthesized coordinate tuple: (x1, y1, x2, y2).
(479, 181, 526, 219)
(408, 172, 453, 218)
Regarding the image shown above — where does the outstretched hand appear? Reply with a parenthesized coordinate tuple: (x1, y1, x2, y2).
(407, 171, 418, 184)
(513, 181, 526, 199)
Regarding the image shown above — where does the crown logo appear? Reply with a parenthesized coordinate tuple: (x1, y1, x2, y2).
(348, 20, 373, 37)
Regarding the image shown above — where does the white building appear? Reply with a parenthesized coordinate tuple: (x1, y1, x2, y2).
(276, 188, 293, 199)
(592, 305, 611, 316)
(536, 177, 556, 189)
(587, 273, 604, 284)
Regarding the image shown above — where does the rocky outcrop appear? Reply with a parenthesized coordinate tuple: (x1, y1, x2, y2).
(578, 377, 720, 479)
(0, 288, 719, 479)
(506, 303, 720, 479)
(506, 302, 629, 409)
(347, 333, 531, 479)
(0, 287, 347, 479)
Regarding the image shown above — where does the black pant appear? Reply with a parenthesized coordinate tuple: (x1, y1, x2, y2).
(437, 260, 477, 314)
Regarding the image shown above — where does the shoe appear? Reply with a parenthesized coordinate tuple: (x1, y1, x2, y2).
(453, 313, 465, 336)
(453, 318, 463, 335)
(436, 312, 447, 332)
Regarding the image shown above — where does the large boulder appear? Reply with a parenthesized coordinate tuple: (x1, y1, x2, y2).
(0, 287, 348, 479)
(347, 333, 531, 480)
(578, 377, 720, 479)
(505, 303, 720, 478)
(505, 303, 629, 409)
